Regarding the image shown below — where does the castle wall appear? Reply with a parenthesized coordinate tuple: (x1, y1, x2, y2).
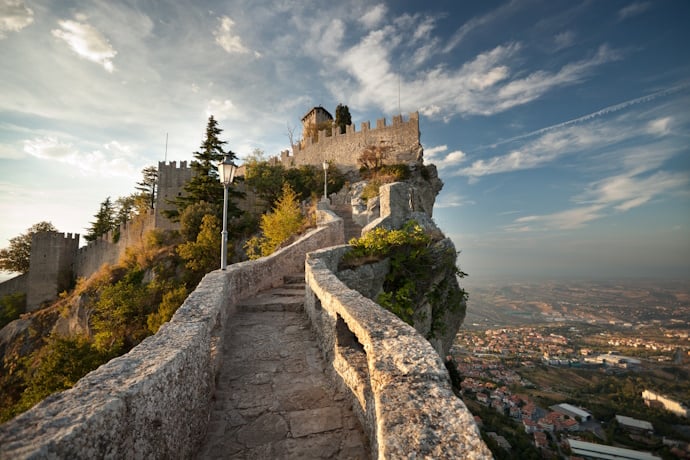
(74, 213, 155, 280)
(0, 273, 28, 301)
(26, 232, 79, 311)
(282, 112, 422, 171)
(155, 161, 193, 231)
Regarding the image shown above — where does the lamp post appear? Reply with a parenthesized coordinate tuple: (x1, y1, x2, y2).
(322, 161, 328, 202)
(218, 154, 237, 270)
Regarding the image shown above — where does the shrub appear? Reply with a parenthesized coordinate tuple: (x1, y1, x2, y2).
(0, 293, 26, 330)
(244, 183, 305, 259)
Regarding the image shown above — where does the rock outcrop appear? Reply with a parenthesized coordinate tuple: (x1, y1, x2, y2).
(333, 166, 467, 357)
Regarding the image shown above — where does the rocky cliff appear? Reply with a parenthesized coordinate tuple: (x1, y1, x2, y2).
(332, 164, 468, 358)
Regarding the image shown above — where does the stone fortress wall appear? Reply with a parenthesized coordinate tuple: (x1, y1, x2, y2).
(25, 232, 79, 311)
(280, 112, 422, 171)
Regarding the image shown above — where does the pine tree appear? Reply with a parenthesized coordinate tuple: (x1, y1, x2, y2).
(164, 116, 242, 221)
(135, 166, 158, 210)
(334, 104, 352, 134)
(85, 197, 116, 242)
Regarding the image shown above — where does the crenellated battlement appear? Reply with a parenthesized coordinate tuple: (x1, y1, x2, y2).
(281, 112, 422, 170)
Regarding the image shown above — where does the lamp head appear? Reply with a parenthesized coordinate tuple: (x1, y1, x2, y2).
(218, 154, 237, 186)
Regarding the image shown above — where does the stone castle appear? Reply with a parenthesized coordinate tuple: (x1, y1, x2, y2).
(0, 110, 422, 312)
(0, 108, 492, 458)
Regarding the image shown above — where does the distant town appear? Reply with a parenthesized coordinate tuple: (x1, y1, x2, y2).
(452, 278, 690, 459)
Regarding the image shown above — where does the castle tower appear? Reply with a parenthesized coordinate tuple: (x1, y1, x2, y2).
(301, 106, 333, 145)
(26, 232, 79, 311)
(155, 161, 193, 231)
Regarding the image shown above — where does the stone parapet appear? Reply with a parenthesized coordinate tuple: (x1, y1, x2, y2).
(304, 247, 492, 460)
(0, 210, 344, 459)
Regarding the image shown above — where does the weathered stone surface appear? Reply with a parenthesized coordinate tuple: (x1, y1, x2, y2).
(288, 407, 342, 438)
(197, 283, 369, 459)
(305, 248, 493, 459)
(337, 258, 389, 300)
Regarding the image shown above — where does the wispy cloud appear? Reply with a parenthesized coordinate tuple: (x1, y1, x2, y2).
(578, 170, 689, 212)
(480, 83, 690, 151)
(214, 16, 260, 57)
(0, 0, 33, 38)
(442, 0, 520, 53)
(553, 30, 575, 51)
(618, 2, 651, 20)
(206, 99, 238, 121)
(509, 204, 606, 231)
(360, 4, 387, 29)
(435, 192, 475, 208)
(52, 16, 117, 72)
(23, 137, 138, 177)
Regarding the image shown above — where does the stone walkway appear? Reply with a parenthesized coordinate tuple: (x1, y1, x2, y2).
(196, 275, 370, 459)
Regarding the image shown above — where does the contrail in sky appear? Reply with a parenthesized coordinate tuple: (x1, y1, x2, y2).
(476, 81, 690, 151)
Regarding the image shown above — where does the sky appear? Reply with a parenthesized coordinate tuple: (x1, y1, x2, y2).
(0, 0, 689, 281)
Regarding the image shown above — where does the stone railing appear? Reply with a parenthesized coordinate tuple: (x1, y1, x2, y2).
(0, 211, 344, 460)
(304, 246, 492, 459)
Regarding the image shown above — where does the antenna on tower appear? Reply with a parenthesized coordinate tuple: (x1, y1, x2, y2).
(398, 73, 401, 115)
(164, 133, 168, 162)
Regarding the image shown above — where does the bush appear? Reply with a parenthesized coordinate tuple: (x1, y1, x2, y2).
(0, 292, 26, 330)
(244, 183, 305, 259)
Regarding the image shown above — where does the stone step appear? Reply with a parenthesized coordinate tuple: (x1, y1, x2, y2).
(283, 273, 305, 285)
(237, 295, 304, 312)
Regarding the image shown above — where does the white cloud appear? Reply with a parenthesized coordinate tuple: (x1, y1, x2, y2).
(426, 148, 467, 170)
(443, 0, 519, 53)
(510, 204, 606, 231)
(23, 137, 138, 177)
(206, 99, 237, 121)
(360, 4, 387, 29)
(618, 2, 651, 20)
(52, 18, 117, 72)
(647, 116, 672, 136)
(24, 137, 78, 161)
(579, 170, 689, 212)
(0, 0, 33, 38)
(435, 192, 475, 208)
(214, 16, 252, 55)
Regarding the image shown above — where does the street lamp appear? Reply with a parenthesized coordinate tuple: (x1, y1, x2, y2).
(322, 161, 328, 202)
(218, 154, 237, 270)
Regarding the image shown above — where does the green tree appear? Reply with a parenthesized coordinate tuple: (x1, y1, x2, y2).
(178, 201, 220, 243)
(91, 269, 151, 354)
(16, 335, 109, 415)
(164, 116, 242, 221)
(0, 221, 58, 273)
(334, 103, 352, 134)
(177, 214, 222, 273)
(0, 292, 26, 329)
(147, 285, 188, 334)
(85, 197, 116, 242)
(244, 183, 304, 259)
(135, 165, 158, 210)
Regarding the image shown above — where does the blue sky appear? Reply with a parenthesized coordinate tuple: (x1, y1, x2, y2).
(0, 0, 688, 281)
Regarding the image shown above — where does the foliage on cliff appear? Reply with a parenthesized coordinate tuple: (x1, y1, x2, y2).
(341, 220, 467, 339)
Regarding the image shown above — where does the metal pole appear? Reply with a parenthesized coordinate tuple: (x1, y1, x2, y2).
(323, 165, 328, 200)
(221, 184, 229, 270)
